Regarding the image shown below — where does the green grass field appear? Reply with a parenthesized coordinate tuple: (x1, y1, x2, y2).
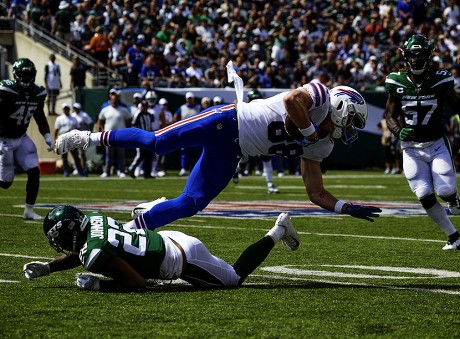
(1, 170, 460, 338)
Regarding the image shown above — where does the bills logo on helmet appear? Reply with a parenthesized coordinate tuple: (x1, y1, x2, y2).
(332, 87, 365, 105)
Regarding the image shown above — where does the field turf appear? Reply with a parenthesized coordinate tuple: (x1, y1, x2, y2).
(1, 170, 459, 338)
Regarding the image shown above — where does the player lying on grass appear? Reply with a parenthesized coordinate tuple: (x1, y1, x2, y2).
(23, 205, 299, 291)
(54, 61, 381, 230)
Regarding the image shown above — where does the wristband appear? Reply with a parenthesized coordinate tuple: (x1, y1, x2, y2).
(299, 124, 316, 138)
(44, 133, 52, 142)
(334, 200, 346, 214)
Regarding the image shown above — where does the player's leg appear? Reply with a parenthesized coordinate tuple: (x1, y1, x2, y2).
(16, 135, 43, 220)
(404, 147, 458, 248)
(432, 138, 460, 213)
(129, 109, 240, 229)
(161, 230, 241, 287)
(430, 139, 460, 248)
(261, 155, 279, 194)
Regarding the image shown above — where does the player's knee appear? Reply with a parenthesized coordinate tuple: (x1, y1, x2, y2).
(26, 167, 40, 178)
(420, 193, 437, 210)
(0, 181, 13, 189)
(436, 184, 456, 199)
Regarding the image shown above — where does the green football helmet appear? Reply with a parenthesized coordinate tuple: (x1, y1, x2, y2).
(12, 58, 37, 88)
(43, 205, 89, 253)
(400, 34, 433, 75)
(247, 89, 263, 102)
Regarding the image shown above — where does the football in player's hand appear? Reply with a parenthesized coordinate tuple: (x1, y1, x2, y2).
(284, 116, 304, 141)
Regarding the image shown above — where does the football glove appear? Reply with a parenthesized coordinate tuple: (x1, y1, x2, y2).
(76, 273, 101, 291)
(398, 128, 416, 141)
(346, 204, 382, 222)
(44, 133, 55, 152)
(23, 261, 50, 280)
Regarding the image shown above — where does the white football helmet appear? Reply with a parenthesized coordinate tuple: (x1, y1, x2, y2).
(145, 90, 158, 107)
(329, 86, 368, 145)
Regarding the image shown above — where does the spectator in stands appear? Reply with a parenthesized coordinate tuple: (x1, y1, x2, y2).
(140, 54, 160, 85)
(25, 0, 43, 27)
(86, 26, 112, 67)
(44, 53, 62, 116)
(125, 39, 146, 86)
(70, 14, 86, 49)
(185, 58, 204, 86)
(69, 56, 87, 90)
(52, 1, 73, 44)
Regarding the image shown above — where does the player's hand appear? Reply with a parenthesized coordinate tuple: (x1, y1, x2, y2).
(399, 128, 416, 141)
(346, 204, 382, 222)
(23, 261, 50, 280)
(44, 133, 55, 152)
(76, 273, 101, 291)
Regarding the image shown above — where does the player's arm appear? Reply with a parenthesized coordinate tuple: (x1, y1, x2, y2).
(283, 89, 317, 141)
(23, 253, 81, 280)
(301, 157, 340, 211)
(384, 91, 405, 137)
(301, 157, 381, 222)
(100, 256, 146, 290)
(33, 103, 51, 137)
(33, 103, 55, 151)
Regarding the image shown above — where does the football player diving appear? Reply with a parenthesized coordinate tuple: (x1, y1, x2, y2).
(23, 205, 299, 291)
(0, 58, 55, 220)
(385, 34, 460, 250)
(55, 61, 381, 231)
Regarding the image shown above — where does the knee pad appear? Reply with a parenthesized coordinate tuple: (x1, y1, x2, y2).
(420, 193, 437, 210)
(0, 181, 13, 189)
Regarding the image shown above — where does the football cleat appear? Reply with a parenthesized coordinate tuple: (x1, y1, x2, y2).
(55, 130, 90, 155)
(131, 197, 168, 219)
(276, 212, 300, 251)
(23, 210, 43, 220)
(267, 184, 279, 194)
(442, 238, 460, 250)
(447, 197, 460, 215)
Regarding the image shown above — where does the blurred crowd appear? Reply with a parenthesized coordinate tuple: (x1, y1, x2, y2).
(4, 0, 460, 91)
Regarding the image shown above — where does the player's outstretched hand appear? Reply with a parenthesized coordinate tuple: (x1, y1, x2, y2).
(23, 261, 50, 280)
(76, 273, 101, 291)
(346, 204, 382, 222)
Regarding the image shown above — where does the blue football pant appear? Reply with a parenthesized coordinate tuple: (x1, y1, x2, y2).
(107, 104, 241, 229)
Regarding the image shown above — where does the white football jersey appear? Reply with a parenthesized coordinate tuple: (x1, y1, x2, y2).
(237, 81, 333, 161)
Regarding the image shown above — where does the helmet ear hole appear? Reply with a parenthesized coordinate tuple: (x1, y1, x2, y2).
(336, 101, 343, 111)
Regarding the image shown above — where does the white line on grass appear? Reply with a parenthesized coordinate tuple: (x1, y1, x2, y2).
(252, 274, 460, 295)
(0, 253, 53, 260)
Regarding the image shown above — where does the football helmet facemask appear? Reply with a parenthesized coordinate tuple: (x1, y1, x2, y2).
(247, 89, 263, 102)
(12, 58, 37, 89)
(401, 34, 433, 75)
(43, 205, 89, 253)
(145, 90, 157, 107)
(329, 86, 368, 145)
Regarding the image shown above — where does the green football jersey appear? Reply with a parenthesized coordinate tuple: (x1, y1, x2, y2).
(385, 70, 454, 142)
(78, 213, 166, 279)
(0, 80, 47, 138)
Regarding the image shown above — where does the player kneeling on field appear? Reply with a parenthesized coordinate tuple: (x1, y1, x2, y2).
(23, 205, 299, 291)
